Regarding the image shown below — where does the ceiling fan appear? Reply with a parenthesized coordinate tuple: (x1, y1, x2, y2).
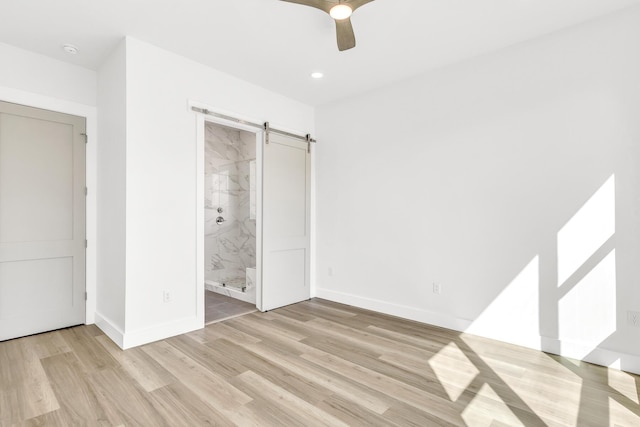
(281, 0, 376, 51)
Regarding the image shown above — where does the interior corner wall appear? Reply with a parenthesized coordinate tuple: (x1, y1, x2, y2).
(118, 37, 314, 348)
(96, 39, 128, 344)
(315, 6, 640, 373)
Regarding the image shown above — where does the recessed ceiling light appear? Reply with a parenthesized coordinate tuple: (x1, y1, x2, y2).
(62, 44, 78, 55)
(311, 72, 324, 79)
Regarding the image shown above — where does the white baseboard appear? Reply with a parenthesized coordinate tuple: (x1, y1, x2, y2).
(315, 288, 471, 332)
(95, 312, 202, 350)
(541, 337, 640, 375)
(95, 312, 125, 349)
(121, 316, 202, 349)
(316, 288, 640, 376)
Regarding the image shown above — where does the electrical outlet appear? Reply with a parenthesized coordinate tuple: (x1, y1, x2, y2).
(163, 290, 172, 303)
(627, 311, 640, 328)
(433, 283, 442, 295)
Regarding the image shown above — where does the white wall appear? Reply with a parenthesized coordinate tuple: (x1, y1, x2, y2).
(0, 42, 96, 107)
(316, 7, 640, 373)
(0, 42, 98, 325)
(98, 37, 315, 348)
(95, 40, 127, 341)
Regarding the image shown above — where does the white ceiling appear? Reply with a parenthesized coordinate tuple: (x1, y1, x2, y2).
(1, 0, 638, 106)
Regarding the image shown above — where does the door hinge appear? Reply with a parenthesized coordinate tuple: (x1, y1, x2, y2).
(85, 239, 88, 248)
(85, 292, 88, 301)
(306, 134, 311, 153)
(264, 122, 270, 144)
(81, 133, 88, 143)
(85, 187, 88, 196)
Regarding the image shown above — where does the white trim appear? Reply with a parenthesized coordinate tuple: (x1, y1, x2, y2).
(0, 85, 98, 325)
(316, 288, 471, 332)
(255, 132, 264, 311)
(94, 312, 124, 349)
(195, 114, 206, 330)
(541, 337, 640, 376)
(317, 287, 640, 376)
(192, 102, 265, 315)
(309, 136, 316, 299)
(97, 306, 201, 351)
(121, 316, 202, 349)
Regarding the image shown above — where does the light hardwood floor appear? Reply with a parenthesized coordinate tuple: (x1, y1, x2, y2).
(1, 298, 639, 426)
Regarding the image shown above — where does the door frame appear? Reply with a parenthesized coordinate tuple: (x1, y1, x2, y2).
(0, 86, 97, 325)
(194, 106, 265, 324)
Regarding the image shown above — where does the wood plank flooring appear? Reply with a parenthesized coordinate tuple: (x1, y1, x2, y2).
(1, 298, 639, 426)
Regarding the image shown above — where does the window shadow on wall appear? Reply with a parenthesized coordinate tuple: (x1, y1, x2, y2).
(450, 174, 640, 425)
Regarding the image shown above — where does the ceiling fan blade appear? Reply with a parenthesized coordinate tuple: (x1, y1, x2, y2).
(280, 0, 333, 14)
(346, 0, 375, 12)
(335, 17, 356, 51)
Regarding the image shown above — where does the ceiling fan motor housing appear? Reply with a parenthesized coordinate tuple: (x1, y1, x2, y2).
(281, 0, 376, 51)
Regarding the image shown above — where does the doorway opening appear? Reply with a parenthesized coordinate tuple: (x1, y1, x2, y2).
(195, 106, 313, 326)
(204, 122, 258, 323)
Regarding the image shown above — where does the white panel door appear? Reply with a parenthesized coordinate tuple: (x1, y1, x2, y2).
(0, 101, 86, 341)
(261, 132, 311, 311)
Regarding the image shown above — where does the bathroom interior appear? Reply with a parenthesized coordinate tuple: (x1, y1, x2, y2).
(204, 122, 257, 323)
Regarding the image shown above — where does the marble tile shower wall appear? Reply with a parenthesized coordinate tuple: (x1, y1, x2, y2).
(205, 124, 256, 284)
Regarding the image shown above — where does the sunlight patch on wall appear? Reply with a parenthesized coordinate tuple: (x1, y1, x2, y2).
(557, 175, 615, 285)
(461, 383, 525, 427)
(466, 256, 539, 349)
(559, 249, 616, 358)
(608, 366, 640, 404)
(428, 342, 479, 402)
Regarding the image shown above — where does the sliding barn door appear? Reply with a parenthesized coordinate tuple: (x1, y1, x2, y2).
(261, 132, 311, 311)
(0, 101, 86, 341)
